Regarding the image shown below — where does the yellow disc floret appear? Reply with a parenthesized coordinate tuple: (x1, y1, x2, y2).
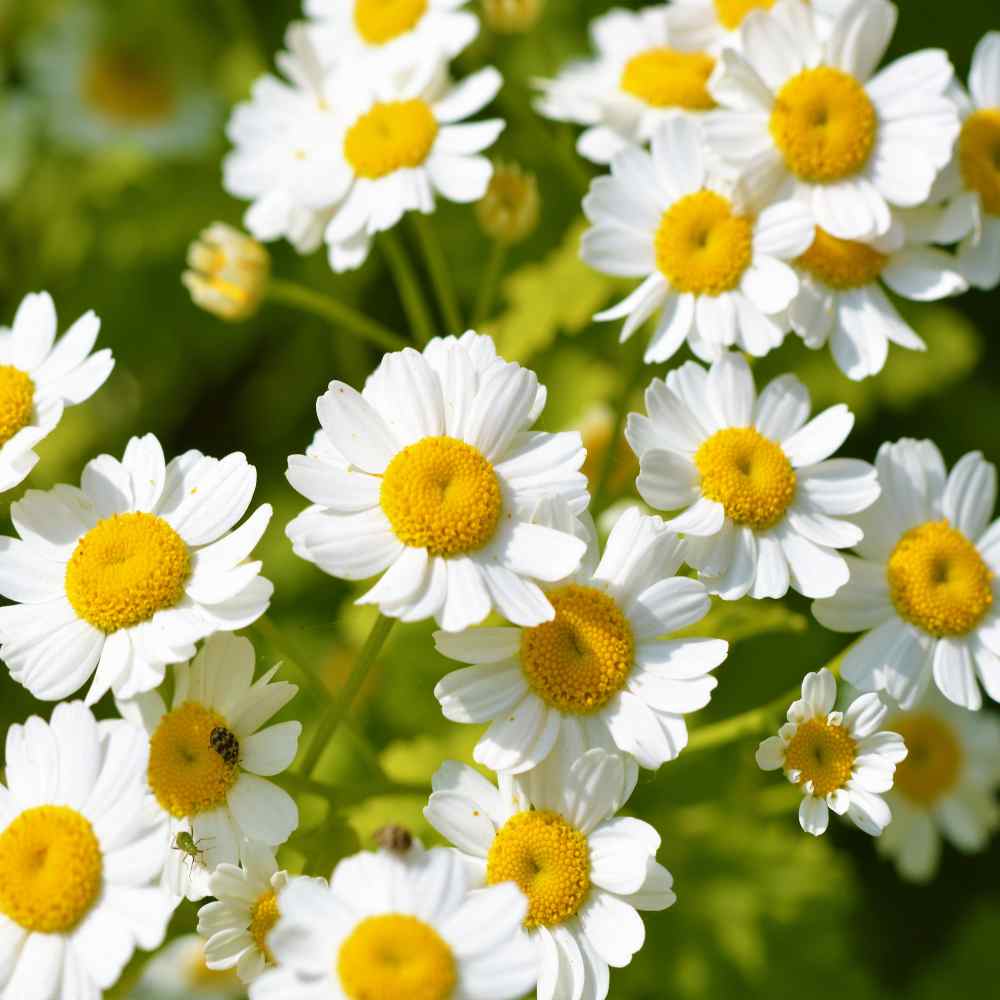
(353, 0, 428, 45)
(65, 512, 191, 633)
(655, 191, 754, 295)
(0, 365, 35, 447)
(250, 888, 280, 965)
(0, 805, 103, 934)
(958, 109, 1000, 216)
(520, 584, 634, 714)
(620, 48, 717, 110)
(337, 913, 457, 1000)
(148, 703, 240, 818)
(887, 520, 993, 637)
(784, 717, 857, 797)
(892, 712, 963, 807)
(796, 227, 888, 289)
(344, 100, 438, 179)
(770, 67, 877, 183)
(714, 0, 775, 30)
(486, 810, 591, 928)
(380, 436, 503, 556)
(695, 427, 797, 530)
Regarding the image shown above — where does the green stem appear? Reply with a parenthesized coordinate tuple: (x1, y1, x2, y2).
(592, 345, 646, 513)
(412, 214, 464, 334)
(474, 241, 508, 327)
(266, 279, 408, 352)
(252, 614, 322, 694)
(380, 230, 438, 345)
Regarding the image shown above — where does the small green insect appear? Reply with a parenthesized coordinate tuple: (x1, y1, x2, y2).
(173, 831, 212, 870)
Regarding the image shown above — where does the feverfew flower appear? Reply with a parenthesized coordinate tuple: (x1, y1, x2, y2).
(434, 506, 727, 774)
(0, 433, 273, 704)
(704, 0, 959, 242)
(250, 844, 537, 1000)
(756, 668, 907, 836)
(138, 934, 242, 999)
(183, 223, 271, 323)
(425, 750, 675, 1000)
(626, 352, 880, 600)
(0, 291, 114, 493)
(0, 702, 174, 999)
(286, 332, 589, 633)
(814, 439, 1000, 711)
(582, 116, 813, 364)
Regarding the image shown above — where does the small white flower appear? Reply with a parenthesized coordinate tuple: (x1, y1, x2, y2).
(0, 702, 174, 999)
(250, 843, 537, 1000)
(627, 351, 880, 600)
(582, 116, 814, 364)
(0, 432, 273, 704)
(814, 439, 1000, 712)
(756, 668, 908, 836)
(136, 934, 243, 999)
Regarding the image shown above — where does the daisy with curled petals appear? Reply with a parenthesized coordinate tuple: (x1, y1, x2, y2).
(626, 351, 880, 600)
(0, 290, 113, 493)
(756, 668, 907, 836)
(0, 433, 272, 705)
(0, 701, 174, 1000)
(286, 332, 589, 633)
(434, 505, 727, 775)
(122, 633, 301, 901)
(704, 0, 960, 243)
(424, 749, 675, 1000)
(250, 842, 537, 1000)
(814, 439, 1000, 712)
(582, 116, 814, 364)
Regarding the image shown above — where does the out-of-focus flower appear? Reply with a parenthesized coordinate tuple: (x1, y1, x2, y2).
(483, 0, 544, 35)
(476, 161, 540, 244)
(135, 934, 243, 999)
(184, 223, 271, 323)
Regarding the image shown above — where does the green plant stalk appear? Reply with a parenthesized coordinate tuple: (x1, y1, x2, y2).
(412, 214, 464, 334)
(380, 230, 438, 345)
(592, 344, 646, 513)
(474, 240, 508, 327)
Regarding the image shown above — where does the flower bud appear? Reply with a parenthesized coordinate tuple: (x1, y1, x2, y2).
(182, 223, 270, 322)
(482, 0, 545, 34)
(475, 162, 540, 245)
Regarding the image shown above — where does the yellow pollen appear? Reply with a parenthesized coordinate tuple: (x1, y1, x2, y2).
(0, 806, 103, 934)
(620, 48, 717, 110)
(520, 584, 634, 714)
(891, 712, 963, 807)
(887, 520, 993, 637)
(148, 703, 240, 819)
(655, 190, 753, 295)
(344, 100, 438, 179)
(65, 512, 191, 633)
(380, 436, 503, 557)
(796, 226, 888, 289)
(784, 717, 856, 797)
(958, 109, 1000, 216)
(486, 810, 591, 929)
(337, 913, 457, 1000)
(714, 0, 775, 30)
(0, 365, 35, 447)
(770, 67, 877, 183)
(81, 46, 176, 126)
(353, 0, 428, 45)
(250, 888, 280, 965)
(694, 427, 796, 530)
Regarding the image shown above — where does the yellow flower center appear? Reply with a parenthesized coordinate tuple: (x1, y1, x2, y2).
(784, 717, 857, 797)
(380, 436, 503, 557)
(0, 805, 103, 934)
(620, 48, 717, 110)
(81, 46, 176, 126)
(344, 100, 438, 179)
(250, 888, 280, 965)
(796, 226, 888, 289)
(713, 0, 775, 30)
(770, 67, 877, 183)
(0, 365, 35, 448)
(353, 0, 428, 45)
(148, 703, 240, 819)
(694, 427, 797, 530)
(520, 584, 634, 714)
(655, 191, 754, 295)
(887, 520, 994, 637)
(958, 108, 1000, 216)
(337, 913, 457, 1000)
(486, 810, 591, 929)
(64, 512, 191, 633)
(891, 712, 963, 807)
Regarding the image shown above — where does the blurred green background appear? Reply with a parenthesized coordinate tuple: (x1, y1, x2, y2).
(0, 0, 997, 997)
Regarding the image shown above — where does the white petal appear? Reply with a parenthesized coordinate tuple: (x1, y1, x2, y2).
(781, 405, 853, 467)
(798, 795, 829, 836)
(943, 451, 997, 543)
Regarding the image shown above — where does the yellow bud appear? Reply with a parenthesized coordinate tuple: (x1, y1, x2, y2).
(182, 223, 270, 322)
(475, 162, 541, 245)
(482, 0, 545, 34)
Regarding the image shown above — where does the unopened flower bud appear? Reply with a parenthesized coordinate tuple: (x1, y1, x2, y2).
(183, 223, 270, 322)
(482, 0, 544, 34)
(475, 162, 540, 245)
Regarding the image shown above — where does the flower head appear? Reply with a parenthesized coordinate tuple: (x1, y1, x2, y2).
(184, 223, 271, 323)
(476, 161, 541, 245)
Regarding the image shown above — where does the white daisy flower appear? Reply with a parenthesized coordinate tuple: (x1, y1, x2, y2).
(122, 633, 301, 902)
(582, 116, 814, 364)
(626, 351, 880, 600)
(814, 439, 1000, 712)
(424, 749, 675, 1000)
(434, 505, 727, 774)
(285, 332, 589, 633)
(0, 432, 273, 705)
(879, 689, 1000, 882)
(0, 701, 174, 999)
(0, 291, 114, 493)
(137, 934, 243, 999)
(534, 5, 718, 166)
(756, 667, 908, 836)
(704, 0, 960, 242)
(249, 843, 537, 1000)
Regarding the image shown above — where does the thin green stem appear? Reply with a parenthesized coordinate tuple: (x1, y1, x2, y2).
(474, 241, 508, 327)
(593, 345, 646, 513)
(380, 230, 438, 345)
(266, 279, 408, 352)
(251, 614, 324, 698)
(412, 214, 463, 334)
